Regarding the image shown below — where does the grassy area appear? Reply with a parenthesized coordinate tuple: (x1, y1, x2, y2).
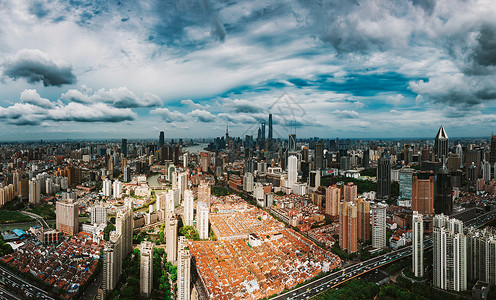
(321, 176, 376, 194)
(25, 204, 56, 219)
(0, 210, 33, 224)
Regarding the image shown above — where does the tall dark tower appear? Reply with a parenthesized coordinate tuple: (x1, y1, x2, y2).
(434, 125, 449, 162)
(268, 114, 273, 150)
(288, 120, 296, 151)
(490, 134, 496, 165)
(261, 121, 266, 146)
(225, 123, 229, 149)
(159, 131, 164, 148)
(434, 162, 452, 215)
(315, 140, 323, 170)
(121, 138, 128, 157)
(377, 155, 391, 199)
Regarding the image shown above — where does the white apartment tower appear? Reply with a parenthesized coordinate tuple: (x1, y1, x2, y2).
(371, 203, 387, 249)
(177, 236, 191, 300)
(140, 241, 154, 297)
(433, 214, 467, 291)
(197, 201, 209, 240)
(287, 155, 298, 189)
(183, 189, 194, 226)
(413, 211, 424, 278)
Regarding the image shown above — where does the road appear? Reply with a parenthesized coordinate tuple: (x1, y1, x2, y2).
(0, 266, 54, 300)
(18, 211, 50, 229)
(271, 209, 496, 300)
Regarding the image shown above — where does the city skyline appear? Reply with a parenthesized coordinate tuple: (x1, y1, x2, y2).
(0, 1, 496, 140)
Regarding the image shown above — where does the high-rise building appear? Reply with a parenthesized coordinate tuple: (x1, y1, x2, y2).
(166, 215, 178, 263)
(268, 113, 273, 151)
(339, 201, 357, 253)
(433, 214, 467, 292)
(56, 199, 79, 235)
(343, 182, 357, 203)
(177, 236, 191, 300)
(103, 178, 112, 197)
(29, 178, 41, 205)
(482, 161, 491, 182)
(356, 198, 371, 242)
(121, 138, 128, 158)
(289, 133, 297, 152)
(435, 167, 452, 215)
(466, 228, 496, 285)
(123, 166, 131, 183)
(412, 211, 424, 278)
(315, 141, 323, 170)
(198, 181, 211, 206)
(434, 125, 449, 162)
(309, 170, 321, 188)
(287, 155, 298, 189)
(371, 203, 387, 249)
(377, 156, 391, 199)
(243, 172, 254, 193)
(116, 206, 133, 257)
(159, 131, 165, 148)
(456, 144, 463, 168)
(412, 171, 435, 215)
(140, 241, 154, 297)
(178, 172, 188, 198)
(183, 189, 194, 226)
(90, 203, 107, 225)
(325, 185, 340, 219)
(197, 201, 209, 240)
(103, 232, 122, 296)
(113, 180, 122, 199)
(399, 167, 414, 200)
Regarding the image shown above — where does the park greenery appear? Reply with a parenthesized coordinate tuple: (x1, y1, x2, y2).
(0, 236, 13, 256)
(25, 204, 56, 219)
(179, 225, 200, 241)
(321, 176, 376, 194)
(315, 279, 379, 300)
(211, 186, 230, 197)
(0, 210, 33, 224)
(103, 223, 116, 241)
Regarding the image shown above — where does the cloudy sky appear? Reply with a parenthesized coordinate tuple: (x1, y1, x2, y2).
(0, 0, 495, 141)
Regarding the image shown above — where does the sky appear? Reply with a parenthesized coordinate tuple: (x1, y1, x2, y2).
(0, 0, 496, 141)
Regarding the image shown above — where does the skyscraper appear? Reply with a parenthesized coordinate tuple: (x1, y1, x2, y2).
(116, 206, 133, 257)
(121, 138, 127, 158)
(140, 241, 154, 297)
(103, 178, 112, 197)
(315, 141, 323, 170)
(198, 180, 211, 206)
(356, 198, 371, 242)
(434, 125, 449, 162)
(166, 215, 178, 263)
(399, 167, 414, 200)
(90, 203, 107, 225)
(490, 134, 496, 166)
(435, 167, 452, 215)
(289, 133, 296, 152)
(287, 155, 298, 189)
(343, 182, 357, 203)
(339, 201, 357, 253)
(103, 232, 122, 296)
(466, 227, 496, 285)
(177, 236, 191, 300)
(29, 178, 41, 205)
(325, 185, 340, 219)
(413, 211, 424, 278)
(56, 198, 79, 236)
(433, 214, 467, 292)
(268, 113, 273, 151)
(261, 121, 266, 145)
(482, 161, 491, 182)
(371, 203, 387, 249)
(159, 131, 165, 148)
(113, 180, 122, 199)
(412, 171, 435, 215)
(178, 172, 188, 199)
(377, 156, 391, 199)
(183, 189, 194, 226)
(197, 201, 209, 240)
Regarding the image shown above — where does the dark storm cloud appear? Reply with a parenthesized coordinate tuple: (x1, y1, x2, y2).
(3, 49, 76, 87)
(470, 26, 496, 69)
(29, 1, 49, 18)
(410, 0, 436, 15)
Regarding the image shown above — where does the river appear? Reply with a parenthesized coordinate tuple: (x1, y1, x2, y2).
(184, 143, 208, 154)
